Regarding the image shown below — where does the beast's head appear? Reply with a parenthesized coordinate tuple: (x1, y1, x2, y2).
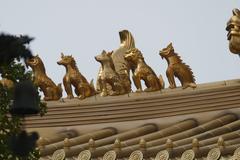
(124, 48, 144, 65)
(95, 50, 113, 62)
(26, 55, 44, 69)
(57, 53, 75, 66)
(226, 8, 240, 54)
(95, 50, 115, 69)
(159, 43, 174, 59)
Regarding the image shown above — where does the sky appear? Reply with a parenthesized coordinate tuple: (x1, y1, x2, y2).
(0, 0, 240, 92)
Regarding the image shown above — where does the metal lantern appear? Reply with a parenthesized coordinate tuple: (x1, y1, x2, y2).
(8, 130, 39, 157)
(10, 80, 39, 116)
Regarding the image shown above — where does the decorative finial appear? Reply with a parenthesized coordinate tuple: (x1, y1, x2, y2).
(96, 30, 135, 94)
(26, 55, 62, 101)
(0, 78, 14, 89)
(89, 138, 95, 148)
(139, 138, 147, 152)
(37, 137, 46, 149)
(114, 138, 121, 150)
(124, 48, 164, 92)
(159, 43, 196, 89)
(192, 138, 199, 149)
(88, 138, 96, 153)
(166, 139, 173, 151)
(217, 136, 225, 151)
(57, 54, 96, 99)
(64, 138, 71, 149)
(226, 8, 240, 54)
(95, 51, 128, 96)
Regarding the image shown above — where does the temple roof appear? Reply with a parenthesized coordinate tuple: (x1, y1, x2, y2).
(24, 79, 240, 160)
(26, 79, 240, 128)
(37, 113, 240, 160)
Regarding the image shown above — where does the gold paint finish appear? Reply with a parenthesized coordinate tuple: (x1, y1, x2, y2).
(57, 53, 95, 99)
(125, 48, 164, 92)
(159, 43, 196, 89)
(0, 78, 14, 89)
(96, 30, 135, 93)
(26, 55, 62, 101)
(95, 50, 128, 96)
(226, 8, 240, 54)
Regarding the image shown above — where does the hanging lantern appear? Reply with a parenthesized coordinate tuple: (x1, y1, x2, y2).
(10, 80, 39, 116)
(8, 130, 39, 157)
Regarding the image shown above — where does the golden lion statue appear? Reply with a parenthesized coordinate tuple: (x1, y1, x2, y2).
(95, 50, 127, 96)
(159, 43, 196, 89)
(226, 8, 240, 54)
(57, 53, 95, 99)
(26, 55, 62, 101)
(124, 48, 164, 92)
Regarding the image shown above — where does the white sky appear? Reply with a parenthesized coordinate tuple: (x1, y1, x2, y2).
(0, 0, 240, 92)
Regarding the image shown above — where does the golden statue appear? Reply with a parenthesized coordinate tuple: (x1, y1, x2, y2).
(124, 48, 164, 92)
(226, 8, 240, 54)
(95, 50, 127, 96)
(57, 53, 95, 99)
(96, 30, 135, 93)
(159, 43, 196, 89)
(26, 55, 62, 101)
(0, 78, 14, 89)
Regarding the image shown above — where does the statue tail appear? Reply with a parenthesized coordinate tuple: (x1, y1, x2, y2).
(159, 75, 165, 89)
(90, 79, 97, 94)
(57, 83, 63, 98)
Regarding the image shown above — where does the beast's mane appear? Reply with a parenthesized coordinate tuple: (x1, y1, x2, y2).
(64, 56, 80, 73)
(171, 53, 195, 82)
(35, 56, 46, 74)
(172, 53, 183, 63)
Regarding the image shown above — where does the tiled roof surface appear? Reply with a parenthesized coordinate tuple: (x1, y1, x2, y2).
(38, 114, 240, 160)
(26, 79, 240, 160)
(26, 79, 240, 128)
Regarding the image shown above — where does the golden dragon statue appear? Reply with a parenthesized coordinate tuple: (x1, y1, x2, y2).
(226, 8, 240, 54)
(95, 50, 127, 96)
(26, 55, 62, 101)
(125, 48, 164, 92)
(159, 43, 196, 89)
(57, 53, 95, 99)
(96, 30, 136, 93)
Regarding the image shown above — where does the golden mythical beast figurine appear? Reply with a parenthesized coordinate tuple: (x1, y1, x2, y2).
(57, 53, 95, 99)
(95, 50, 127, 96)
(26, 55, 62, 101)
(159, 43, 196, 89)
(226, 8, 240, 54)
(0, 78, 14, 89)
(96, 30, 136, 93)
(124, 48, 164, 92)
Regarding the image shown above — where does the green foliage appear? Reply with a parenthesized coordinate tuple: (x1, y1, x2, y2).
(0, 60, 47, 160)
(0, 34, 33, 64)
